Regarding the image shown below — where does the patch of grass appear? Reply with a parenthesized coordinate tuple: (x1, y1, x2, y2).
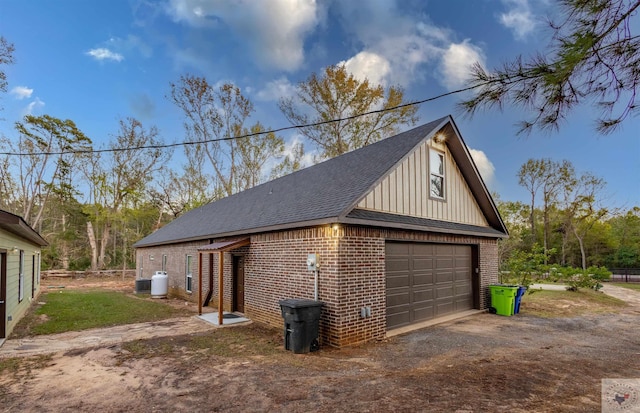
(0, 355, 52, 381)
(611, 283, 640, 291)
(120, 323, 283, 361)
(0, 357, 22, 374)
(12, 290, 193, 337)
(520, 289, 627, 318)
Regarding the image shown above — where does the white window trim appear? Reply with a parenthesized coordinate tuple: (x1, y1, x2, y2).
(18, 250, 24, 302)
(429, 149, 446, 200)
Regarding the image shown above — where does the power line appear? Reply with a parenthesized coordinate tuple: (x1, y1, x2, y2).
(0, 82, 484, 157)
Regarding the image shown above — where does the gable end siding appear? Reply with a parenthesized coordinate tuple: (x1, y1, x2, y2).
(357, 139, 488, 226)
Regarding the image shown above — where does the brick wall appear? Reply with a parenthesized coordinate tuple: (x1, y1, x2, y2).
(135, 224, 500, 348)
(135, 240, 210, 301)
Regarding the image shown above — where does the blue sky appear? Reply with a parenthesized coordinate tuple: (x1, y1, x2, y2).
(1, 0, 638, 209)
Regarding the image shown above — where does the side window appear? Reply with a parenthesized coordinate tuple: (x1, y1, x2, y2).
(18, 250, 24, 302)
(185, 255, 193, 293)
(430, 149, 445, 199)
(162, 254, 167, 273)
(36, 253, 41, 284)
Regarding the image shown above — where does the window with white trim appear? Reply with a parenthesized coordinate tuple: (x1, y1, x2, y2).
(185, 255, 193, 293)
(18, 250, 24, 302)
(162, 254, 167, 273)
(430, 149, 445, 199)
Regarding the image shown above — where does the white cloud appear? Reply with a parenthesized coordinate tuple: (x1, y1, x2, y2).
(10, 86, 33, 100)
(166, 0, 320, 71)
(22, 97, 45, 116)
(439, 40, 486, 90)
(86, 48, 124, 62)
(339, 51, 391, 86)
(333, 2, 443, 87)
(282, 135, 314, 167)
(255, 77, 297, 101)
(469, 148, 496, 188)
(499, 0, 537, 40)
(332, 2, 484, 90)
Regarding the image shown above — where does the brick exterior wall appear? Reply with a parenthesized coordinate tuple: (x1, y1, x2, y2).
(135, 225, 499, 348)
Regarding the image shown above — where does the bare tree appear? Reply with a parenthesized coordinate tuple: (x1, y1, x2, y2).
(11, 114, 91, 228)
(169, 76, 285, 197)
(83, 118, 168, 270)
(563, 172, 608, 269)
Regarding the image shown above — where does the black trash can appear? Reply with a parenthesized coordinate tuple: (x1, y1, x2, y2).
(279, 299, 323, 354)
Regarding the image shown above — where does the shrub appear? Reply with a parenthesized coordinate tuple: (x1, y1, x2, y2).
(550, 266, 611, 291)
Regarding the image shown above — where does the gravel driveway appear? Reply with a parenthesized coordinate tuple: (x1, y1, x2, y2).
(1, 284, 639, 412)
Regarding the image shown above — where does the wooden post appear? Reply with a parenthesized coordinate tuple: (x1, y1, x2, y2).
(218, 251, 224, 325)
(198, 251, 203, 316)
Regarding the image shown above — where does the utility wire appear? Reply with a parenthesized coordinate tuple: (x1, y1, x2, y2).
(0, 82, 488, 157)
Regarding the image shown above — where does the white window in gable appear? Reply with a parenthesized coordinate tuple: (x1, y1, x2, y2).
(430, 149, 445, 199)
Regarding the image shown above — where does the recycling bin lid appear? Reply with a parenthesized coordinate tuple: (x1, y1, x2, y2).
(279, 298, 324, 308)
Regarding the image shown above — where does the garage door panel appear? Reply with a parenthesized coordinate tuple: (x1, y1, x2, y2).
(386, 258, 410, 272)
(436, 301, 454, 315)
(455, 272, 470, 283)
(413, 243, 435, 255)
(386, 242, 473, 330)
(455, 256, 471, 266)
(413, 272, 434, 286)
(413, 305, 435, 321)
(436, 257, 453, 269)
(387, 311, 411, 328)
(412, 287, 434, 303)
(435, 270, 454, 284)
(386, 290, 411, 307)
(436, 244, 453, 255)
(412, 258, 434, 270)
(386, 274, 410, 289)
(386, 243, 411, 255)
(436, 284, 453, 299)
(454, 282, 471, 295)
(455, 296, 473, 311)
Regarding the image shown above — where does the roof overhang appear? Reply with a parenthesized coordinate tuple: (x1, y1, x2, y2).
(197, 238, 250, 252)
(343, 209, 508, 239)
(0, 210, 48, 247)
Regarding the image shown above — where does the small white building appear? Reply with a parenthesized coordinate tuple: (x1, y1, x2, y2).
(0, 209, 47, 343)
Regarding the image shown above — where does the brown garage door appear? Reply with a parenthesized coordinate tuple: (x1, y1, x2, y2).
(386, 242, 473, 330)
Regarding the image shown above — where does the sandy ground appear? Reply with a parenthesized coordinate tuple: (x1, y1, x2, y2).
(1, 276, 639, 412)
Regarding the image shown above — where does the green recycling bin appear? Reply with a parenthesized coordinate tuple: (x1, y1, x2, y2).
(488, 285, 519, 316)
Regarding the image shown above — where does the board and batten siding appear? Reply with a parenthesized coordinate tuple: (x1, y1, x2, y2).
(357, 139, 488, 226)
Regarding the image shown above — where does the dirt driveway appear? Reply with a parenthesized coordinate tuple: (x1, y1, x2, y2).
(1, 279, 639, 412)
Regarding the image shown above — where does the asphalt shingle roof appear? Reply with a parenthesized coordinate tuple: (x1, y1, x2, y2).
(134, 116, 505, 247)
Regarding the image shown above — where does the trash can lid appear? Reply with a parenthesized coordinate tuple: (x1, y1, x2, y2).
(278, 298, 324, 308)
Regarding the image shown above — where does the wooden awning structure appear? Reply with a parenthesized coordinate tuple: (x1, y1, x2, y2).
(197, 238, 250, 325)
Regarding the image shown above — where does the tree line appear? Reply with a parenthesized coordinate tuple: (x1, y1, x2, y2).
(1, 0, 638, 272)
(496, 158, 640, 271)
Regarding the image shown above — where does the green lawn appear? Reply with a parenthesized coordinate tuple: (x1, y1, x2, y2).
(12, 290, 193, 337)
(611, 283, 640, 291)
